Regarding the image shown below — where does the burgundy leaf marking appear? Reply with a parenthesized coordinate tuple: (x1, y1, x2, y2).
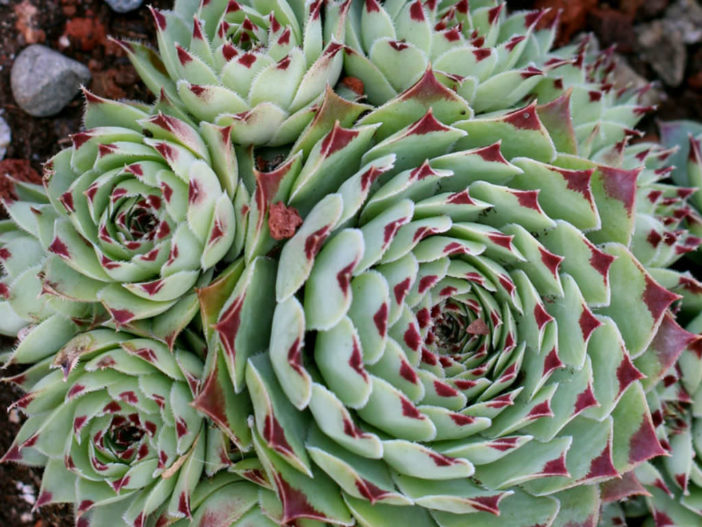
(67, 384, 85, 399)
(447, 190, 475, 205)
(355, 479, 393, 504)
(406, 110, 452, 135)
(434, 380, 459, 398)
(489, 437, 521, 451)
(541, 453, 568, 476)
(542, 347, 563, 376)
(400, 397, 424, 419)
(642, 274, 679, 321)
(421, 348, 438, 366)
(473, 48, 492, 61)
(139, 280, 164, 296)
(527, 400, 553, 420)
(238, 53, 257, 68)
(263, 414, 293, 456)
(558, 167, 593, 197)
(276, 475, 325, 524)
(48, 237, 70, 258)
(503, 104, 542, 131)
(365, 0, 381, 12)
(599, 166, 639, 215)
(349, 338, 368, 380)
(399, 361, 418, 384)
(393, 278, 411, 304)
(287, 338, 303, 375)
(409, 0, 425, 20)
(588, 244, 615, 277)
(109, 308, 134, 326)
(585, 441, 618, 479)
(320, 123, 359, 157)
(471, 494, 503, 515)
(360, 165, 383, 192)
(373, 303, 388, 337)
(337, 261, 356, 296)
(533, 303, 553, 330)
(35, 491, 52, 508)
(304, 226, 331, 260)
(629, 415, 666, 465)
(449, 413, 474, 426)
(403, 323, 421, 351)
(487, 3, 503, 23)
(616, 353, 644, 395)
(175, 417, 188, 438)
(418, 274, 438, 294)
(213, 293, 245, 360)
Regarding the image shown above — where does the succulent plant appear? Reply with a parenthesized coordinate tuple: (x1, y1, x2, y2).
(0, 170, 111, 368)
(1, 330, 225, 527)
(342, 0, 557, 111)
(661, 121, 702, 242)
(596, 311, 702, 527)
(2, 1, 701, 526)
(180, 71, 692, 524)
(116, 0, 348, 146)
(589, 122, 702, 527)
(9, 90, 247, 345)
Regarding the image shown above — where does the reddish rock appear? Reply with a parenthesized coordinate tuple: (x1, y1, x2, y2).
(268, 202, 303, 240)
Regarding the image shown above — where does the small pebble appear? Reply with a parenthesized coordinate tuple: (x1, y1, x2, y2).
(15, 482, 35, 505)
(0, 115, 10, 160)
(8, 407, 20, 424)
(105, 0, 143, 13)
(10, 45, 91, 118)
(635, 19, 687, 87)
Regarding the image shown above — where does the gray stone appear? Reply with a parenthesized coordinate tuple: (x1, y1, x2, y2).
(635, 19, 687, 87)
(104, 0, 143, 13)
(0, 115, 10, 161)
(10, 45, 91, 118)
(666, 0, 702, 45)
(610, 54, 665, 108)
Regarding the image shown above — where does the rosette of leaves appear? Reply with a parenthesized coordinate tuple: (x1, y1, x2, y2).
(530, 35, 658, 160)
(117, 0, 348, 146)
(0, 182, 105, 361)
(191, 85, 680, 525)
(660, 121, 702, 242)
(11, 90, 247, 345)
(342, 0, 558, 110)
(525, 35, 702, 273)
(1, 329, 225, 527)
(597, 310, 702, 527)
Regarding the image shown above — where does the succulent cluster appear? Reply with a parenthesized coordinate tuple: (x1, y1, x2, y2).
(3, 1, 702, 526)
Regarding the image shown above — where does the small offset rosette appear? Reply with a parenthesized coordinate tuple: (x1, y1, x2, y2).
(600, 311, 702, 526)
(344, 0, 555, 109)
(629, 142, 702, 271)
(0, 170, 106, 366)
(660, 121, 702, 242)
(1, 330, 224, 527)
(193, 90, 678, 525)
(35, 92, 246, 344)
(116, 0, 348, 146)
(0, 203, 104, 343)
(533, 35, 663, 159)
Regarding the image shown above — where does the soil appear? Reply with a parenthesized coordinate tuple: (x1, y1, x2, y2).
(0, 0, 699, 526)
